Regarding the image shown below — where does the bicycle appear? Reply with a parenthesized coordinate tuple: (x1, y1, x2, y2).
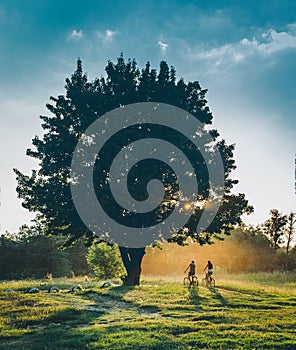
(202, 274, 215, 288)
(183, 275, 198, 287)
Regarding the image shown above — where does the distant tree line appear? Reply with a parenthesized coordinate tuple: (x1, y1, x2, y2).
(1, 209, 295, 280)
(213, 224, 296, 273)
(218, 209, 296, 272)
(143, 226, 296, 276)
(0, 224, 89, 279)
(0, 224, 123, 280)
(143, 209, 296, 275)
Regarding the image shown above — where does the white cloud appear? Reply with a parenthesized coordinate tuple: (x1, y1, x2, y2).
(69, 29, 83, 40)
(287, 23, 296, 34)
(158, 40, 168, 52)
(97, 29, 116, 43)
(188, 26, 296, 70)
(243, 28, 296, 54)
(105, 29, 116, 42)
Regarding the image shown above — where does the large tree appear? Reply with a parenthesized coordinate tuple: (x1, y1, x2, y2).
(262, 209, 287, 250)
(14, 56, 253, 285)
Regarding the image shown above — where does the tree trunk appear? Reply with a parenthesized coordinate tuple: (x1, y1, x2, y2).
(119, 246, 146, 286)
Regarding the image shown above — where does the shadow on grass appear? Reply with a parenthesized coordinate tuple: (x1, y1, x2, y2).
(209, 287, 284, 310)
(0, 307, 108, 350)
(2, 283, 295, 350)
(187, 286, 203, 311)
(0, 285, 163, 350)
(2, 307, 106, 332)
(209, 288, 228, 307)
(81, 285, 135, 306)
(80, 285, 161, 318)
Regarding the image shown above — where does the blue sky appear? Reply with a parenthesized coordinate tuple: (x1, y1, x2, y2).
(0, 0, 295, 233)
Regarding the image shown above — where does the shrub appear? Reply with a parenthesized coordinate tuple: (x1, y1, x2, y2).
(86, 242, 125, 279)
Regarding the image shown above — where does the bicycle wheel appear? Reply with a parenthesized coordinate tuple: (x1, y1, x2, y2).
(183, 276, 190, 285)
(192, 275, 198, 287)
(202, 276, 214, 287)
(209, 277, 215, 287)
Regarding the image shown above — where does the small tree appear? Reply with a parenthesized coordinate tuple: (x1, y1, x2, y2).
(263, 209, 287, 250)
(87, 242, 125, 280)
(284, 212, 296, 270)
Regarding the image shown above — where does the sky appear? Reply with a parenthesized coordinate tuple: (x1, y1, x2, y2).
(0, 0, 295, 234)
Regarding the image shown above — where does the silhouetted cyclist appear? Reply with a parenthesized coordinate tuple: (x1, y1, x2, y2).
(184, 260, 196, 285)
(204, 260, 213, 282)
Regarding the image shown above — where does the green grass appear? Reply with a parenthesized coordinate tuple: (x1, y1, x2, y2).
(0, 273, 295, 349)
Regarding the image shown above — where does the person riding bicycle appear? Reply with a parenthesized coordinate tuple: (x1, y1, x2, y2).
(204, 260, 213, 282)
(184, 260, 196, 285)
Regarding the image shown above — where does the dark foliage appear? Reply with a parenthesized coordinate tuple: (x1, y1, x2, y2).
(13, 55, 253, 284)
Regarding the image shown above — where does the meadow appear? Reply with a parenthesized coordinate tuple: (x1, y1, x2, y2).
(0, 271, 295, 349)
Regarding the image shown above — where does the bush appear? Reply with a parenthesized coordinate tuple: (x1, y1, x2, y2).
(86, 242, 125, 279)
(0, 230, 72, 279)
(66, 240, 92, 276)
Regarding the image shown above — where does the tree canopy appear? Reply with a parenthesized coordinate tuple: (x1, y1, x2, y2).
(262, 209, 287, 250)
(14, 55, 253, 285)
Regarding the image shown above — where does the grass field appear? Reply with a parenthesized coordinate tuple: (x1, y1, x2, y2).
(0, 272, 295, 349)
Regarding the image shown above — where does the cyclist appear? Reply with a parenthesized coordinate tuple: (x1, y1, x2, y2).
(184, 260, 196, 285)
(204, 260, 213, 282)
